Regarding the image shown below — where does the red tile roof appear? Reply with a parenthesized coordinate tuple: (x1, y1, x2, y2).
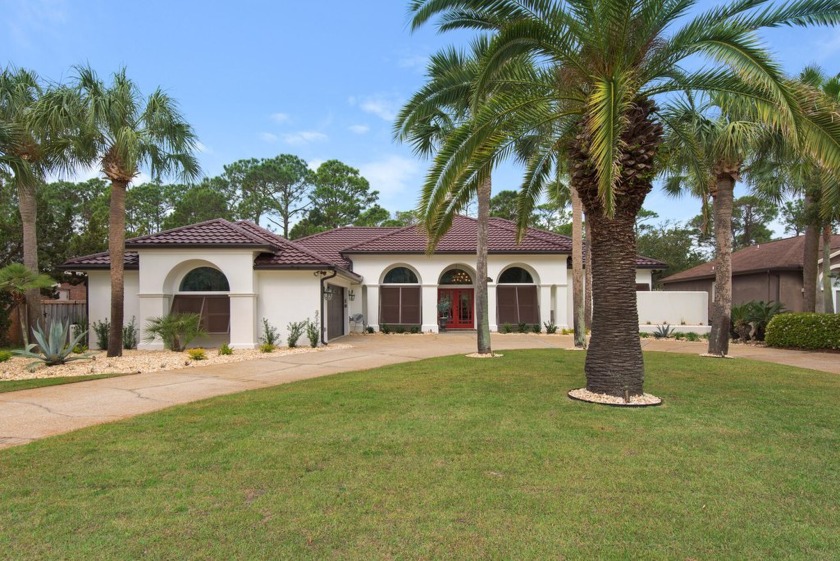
(662, 234, 840, 283)
(295, 226, 400, 268)
(125, 218, 275, 249)
(63, 250, 139, 270)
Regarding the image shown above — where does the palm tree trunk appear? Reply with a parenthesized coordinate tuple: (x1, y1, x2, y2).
(571, 186, 585, 347)
(585, 210, 644, 396)
(584, 218, 593, 330)
(708, 175, 735, 356)
(476, 176, 492, 354)
(823, 224, 834, 313)
(802, 193, 819, 313)
(18, 179, 41, 345)
(107, 180, 128, 357)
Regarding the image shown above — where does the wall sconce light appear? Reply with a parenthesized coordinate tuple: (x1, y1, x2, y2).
(348, 289, 356, 301)
(323, 286, 335, 301)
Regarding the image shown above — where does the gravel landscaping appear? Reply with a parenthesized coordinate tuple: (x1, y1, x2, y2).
(0, 344, 351, 382)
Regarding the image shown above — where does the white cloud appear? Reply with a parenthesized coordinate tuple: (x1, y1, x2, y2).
(307, 158, 326, 171)
(358, 155, 422, 209)
(195, 141, 212, 154)
(270, 112, 290, 124)
(259, 132, 279, 143)
(397, 54, 429, 71)
(350, 94, 403, 122)
(282, 131, 328, 145)
(348, 124, 370, 135)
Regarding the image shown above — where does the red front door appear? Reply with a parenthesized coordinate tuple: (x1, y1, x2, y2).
(439, 288, 474, 329)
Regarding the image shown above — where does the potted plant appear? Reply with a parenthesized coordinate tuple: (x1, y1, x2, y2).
(437, 296, 452, 332)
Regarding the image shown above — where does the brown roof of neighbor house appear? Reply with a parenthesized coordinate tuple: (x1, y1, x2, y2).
(63, 250, 140, 270)
(661, 233, 840, 284)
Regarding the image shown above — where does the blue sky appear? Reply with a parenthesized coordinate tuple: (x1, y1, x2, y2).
(3, 0, 840, 231)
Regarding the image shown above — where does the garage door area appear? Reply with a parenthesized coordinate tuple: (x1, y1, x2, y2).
(327, 286, 345, 340)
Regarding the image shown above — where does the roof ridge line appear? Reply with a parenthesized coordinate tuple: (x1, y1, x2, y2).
(486, 216, 573, 249)
(125, 217, 231, 244)
(342, 222, 423, 253)
(236, 220, 349, 267)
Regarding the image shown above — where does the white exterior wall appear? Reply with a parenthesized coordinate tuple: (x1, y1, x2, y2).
(637, 291, 708, 327)
(347, 253, 569, 332)
(86, 270, 139, 350)
(636, 269, 653, 289)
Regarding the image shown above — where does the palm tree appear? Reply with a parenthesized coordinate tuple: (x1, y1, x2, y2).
(395, 40, 495, 355)
(0, 263, 54, 347)
(409, 0, 840, 398)
(659, 96, 768, 356)
(71, 66, 200, 357)
(0, 67, 79, 342)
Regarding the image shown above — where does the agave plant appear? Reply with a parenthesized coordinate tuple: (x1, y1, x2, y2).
(653, 324, 675, 339)
(13, 320, 92, 367)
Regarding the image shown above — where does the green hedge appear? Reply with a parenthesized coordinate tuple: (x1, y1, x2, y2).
(765, 313, 840, 350)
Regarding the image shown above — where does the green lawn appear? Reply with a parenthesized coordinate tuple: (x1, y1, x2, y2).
(1, 350, 837, 560)
(0, 373, 133, 393)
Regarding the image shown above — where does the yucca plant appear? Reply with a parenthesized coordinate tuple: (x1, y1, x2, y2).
(12, 320, 92, 367)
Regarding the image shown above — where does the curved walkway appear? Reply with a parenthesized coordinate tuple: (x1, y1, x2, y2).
(1, 333, 835, 450)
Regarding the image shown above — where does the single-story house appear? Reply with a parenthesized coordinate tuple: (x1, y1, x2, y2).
(661, 233, 840, 314)
(62, 216, 664, 349)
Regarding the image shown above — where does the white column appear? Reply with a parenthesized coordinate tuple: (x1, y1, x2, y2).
(422, 283, 439, 332)
(488, 283, 498, 332)
(540, 285, 552, 329)
(366, 285, 380, 330)
(137, 293, 169, 350)
(229, 293, 257, 348)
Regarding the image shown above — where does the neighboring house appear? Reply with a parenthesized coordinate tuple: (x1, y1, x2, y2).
(661, 233, 840, 315)
(62, 216, 664, 349)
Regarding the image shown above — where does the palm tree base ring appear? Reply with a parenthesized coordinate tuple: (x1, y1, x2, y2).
(568, 388, 662, 407)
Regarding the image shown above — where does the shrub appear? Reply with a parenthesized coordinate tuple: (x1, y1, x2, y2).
(765, 313, 840, 350)
(92, 318, 110, 350)
(260, 318, 280, 346)
(380, 324, 391, 334)
(543, 321, 558, 334)
(500, 323, 513, 334)
(517, 322, 528, 333)
(674, 332, 685, 340)
(685, 332, 700, 342)
(410, 326, 420, 334)
(0, 350, 11, 362)
(145, 313, 206, 352)
(187, 348, 207, 360)
(745, 300, 785, 342)
(259, 343, 275, 353)
(653, 323, 674, 339)
(532, 323, 542, 334)
(286, 320, 306, 348)
(395, 325, 406, 334)
(365, 326, 375, 334)
(639, 332, 650, 338)
(12, 320, 91, 367)
(123, 316, 139, 350)
(72, 344, 88, 354)
(306, 314, 320, 348)
(560, 328, 574, 335)
(218, 343, 233, 356)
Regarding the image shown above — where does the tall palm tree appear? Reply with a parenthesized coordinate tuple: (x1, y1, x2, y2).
(395, 39, 496, 355)
(71, 67, 200, 357)
(0, 67, 79, 343)
(660, 96, 768, 356)
(410, 0, 840, 398)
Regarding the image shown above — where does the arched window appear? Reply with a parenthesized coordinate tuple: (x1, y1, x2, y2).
(173, 267, 230, 334)
(383, 267, 418, 284)
(497, 267, 538, 325)
(498, 267, 534, 284)
(380, 267, 421, 326)
(439, 268, 472, 285)
(179, 267, 230, 291)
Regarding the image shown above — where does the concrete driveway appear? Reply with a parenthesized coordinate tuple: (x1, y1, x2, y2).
(1, 333, 836, 449)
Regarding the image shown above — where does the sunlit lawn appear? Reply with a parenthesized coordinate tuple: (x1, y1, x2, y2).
(0, 373, 132, 393)
(1, 350, 837, 560)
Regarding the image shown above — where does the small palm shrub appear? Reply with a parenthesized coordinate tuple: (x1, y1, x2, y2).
(685, 332, 700, 342)
(380, 324, 391, 334)
(395, 325, 406, 334)
(745, 300, 785, 342)
(410, 326, 420, 334)
(365, 326, 375, 334)
(653, 323, 674, 339)
(543, 321, 558, 334)
(218, 343, 233, 356)
(0, 350, 11, 362)
(501, 323, 513, 334)
(123, 316, 139, 350)
(286, 320, 306, 348)
(187, 348, 207, 360)
(145, 313, 206, 352)
(306, 315, 320, 348)
(639, 332, 650, 338)
(517, 322, 528, 333)
(531, 323, 542, 334)
(260, 318, 280, 346)
(13, 320, 91, 367)
(92, 318, 110, 350)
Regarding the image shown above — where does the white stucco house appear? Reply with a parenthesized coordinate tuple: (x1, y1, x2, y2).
(62, 216, 664, 349)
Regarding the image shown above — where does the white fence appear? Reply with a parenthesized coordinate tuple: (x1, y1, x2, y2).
(637, 291, 709, 333)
